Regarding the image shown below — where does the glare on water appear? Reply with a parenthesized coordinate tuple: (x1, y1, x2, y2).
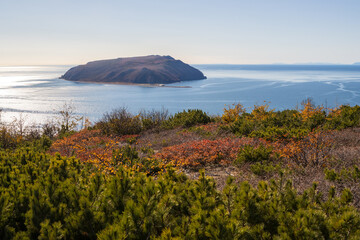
(1, 64, 360, 126)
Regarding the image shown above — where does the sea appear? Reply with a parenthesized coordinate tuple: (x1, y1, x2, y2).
(1, 64, 360, 125)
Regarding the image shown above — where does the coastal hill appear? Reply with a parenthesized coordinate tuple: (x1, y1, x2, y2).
(60, 55, 206, 84)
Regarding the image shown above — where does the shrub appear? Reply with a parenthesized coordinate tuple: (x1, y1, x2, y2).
(249, 126, 309, 141)
(49, 129, 119, 162)
(324, 168, 338, 181)
(1, 147, 360, 239)
(139, 108, 169, 130)
(222, 103, 246, 123)
(236, 144, 273, 164)
(0, 126, 17, 149)
(251, 103, 275, 122)
(56, 102, 83, 136)
(279, 131, 332, 168)
(224, 102, 360, 141)
(250, 162, 281, 176)
(50, 129, 164, 174)
(162, 109, 211, 129)
(155, 138, 257, 167)
(42, 120, 58, 139)
(325, 166, 360, 183)
(325, 105, 360, 130)
(95, 107, 142, 136)
(269, 109, 303, 129)
(230, 117, 254, 136)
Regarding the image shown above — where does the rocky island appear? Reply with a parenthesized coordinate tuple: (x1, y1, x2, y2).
(60, 55, 206, 85)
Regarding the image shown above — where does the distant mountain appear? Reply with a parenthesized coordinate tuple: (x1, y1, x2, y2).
(353, 62, 360, 65)
(61, 55, 206, 84)
(291, 62, 339, 65)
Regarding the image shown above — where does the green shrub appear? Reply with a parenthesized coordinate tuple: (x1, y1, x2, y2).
(225, 103, 360, 141)
(304, 111, 327, 130)
(325, 105, 360, 130)
(250, 162, 281, 176)
(250, 126, 309, 141)
(324, 168, 339, 181)
(139, 108, 169, 130)
(230, 117, 254, 136)
(1, 147, 360, 239)
(112, 145, 163, 175)
(236, 144, 273, 164)
(162, 109, 211, 128)
(325, 166, 360, 183)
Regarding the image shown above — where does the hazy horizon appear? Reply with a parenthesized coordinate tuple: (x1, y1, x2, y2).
(0, 61, 359, 67)
(1, 0, 360, 66)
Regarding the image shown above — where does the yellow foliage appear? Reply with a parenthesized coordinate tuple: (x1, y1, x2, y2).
(251, 102, 274, 121)
(222, 103, 245, 123)
(301, 99, 324, 121)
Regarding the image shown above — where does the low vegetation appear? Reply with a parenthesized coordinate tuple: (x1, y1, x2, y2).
(2, 100, 360, 239)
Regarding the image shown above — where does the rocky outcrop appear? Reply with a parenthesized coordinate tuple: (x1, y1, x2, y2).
(60, 55, 206, 84)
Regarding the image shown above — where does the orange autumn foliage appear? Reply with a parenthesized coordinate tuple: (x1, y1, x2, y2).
(154, 137, 272, 168)
(50, 129, 139, 173)
(278, 131, 333, 167)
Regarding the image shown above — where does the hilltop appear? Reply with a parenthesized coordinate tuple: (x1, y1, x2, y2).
(60, 55, 206, 84)
(3, 102, 360, 238)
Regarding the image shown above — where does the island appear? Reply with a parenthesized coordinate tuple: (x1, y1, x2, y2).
(60, 55, 206, 85)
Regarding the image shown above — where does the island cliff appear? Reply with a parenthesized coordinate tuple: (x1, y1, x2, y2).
(60, 55, 206, 84)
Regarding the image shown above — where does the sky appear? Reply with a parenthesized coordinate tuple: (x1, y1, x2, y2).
(1, 0, 360, 65)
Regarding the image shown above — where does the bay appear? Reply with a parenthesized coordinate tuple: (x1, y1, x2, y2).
(1, 64, 360, 124)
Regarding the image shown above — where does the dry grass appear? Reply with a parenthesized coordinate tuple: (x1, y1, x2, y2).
(137, 123, 233, 151)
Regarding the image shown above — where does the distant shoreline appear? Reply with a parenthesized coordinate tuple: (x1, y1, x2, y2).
(64, 79, 192, 88)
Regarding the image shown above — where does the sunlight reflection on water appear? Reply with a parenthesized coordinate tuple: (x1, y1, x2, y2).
(1, 64, 360, 125)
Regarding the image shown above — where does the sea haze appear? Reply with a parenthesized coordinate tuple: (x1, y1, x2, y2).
(1, 64, 360, 124)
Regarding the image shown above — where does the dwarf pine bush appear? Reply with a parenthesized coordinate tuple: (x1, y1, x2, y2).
(162, 109, 212, 128)
(1, 147, 360, 239)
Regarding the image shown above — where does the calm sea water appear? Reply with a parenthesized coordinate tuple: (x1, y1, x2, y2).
(1, 64, 360, 124)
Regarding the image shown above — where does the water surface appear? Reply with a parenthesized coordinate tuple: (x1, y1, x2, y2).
(1, 64, 360, 124)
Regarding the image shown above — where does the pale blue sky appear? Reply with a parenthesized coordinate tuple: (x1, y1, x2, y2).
(1, 0, 360, 65)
